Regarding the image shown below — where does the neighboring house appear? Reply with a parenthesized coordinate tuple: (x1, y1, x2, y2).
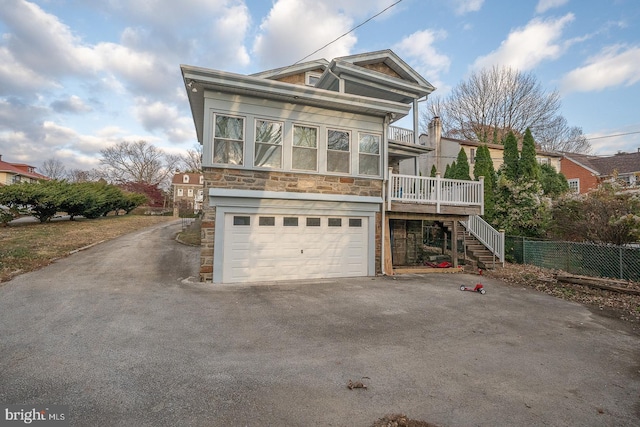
(172, 172, 204, 215)
(182, 49, 487, 283)
(0, 155, 48, 186)
(561, 150, 640, 194)
(403, 118, 562, 177)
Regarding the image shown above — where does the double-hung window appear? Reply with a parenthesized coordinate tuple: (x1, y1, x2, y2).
(254, 119, 283, 168)
(292, 125, 318, 171)
(213, 114, 244, 165)
(358, 133, 380, 176)
(327, 129, 350, 173)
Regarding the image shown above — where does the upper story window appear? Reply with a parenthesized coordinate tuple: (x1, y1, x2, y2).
(214, 114, 244, 165)
(183, 175, 189, 183)
(305, 71, 322, 86)
(469, 148, 476, 164)
(358, 133, 380, 176)
(188, 189, 194, 197)
(327, 129, 350, 173)
(537, 157, 550, 165)
(292, 125, 318, 171)
(177, 188, 184, 196)
(254, 119, 283, 168)
(199, 176, 204, 184)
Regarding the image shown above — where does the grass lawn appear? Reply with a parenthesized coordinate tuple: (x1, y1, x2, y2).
(0, 215, 175, 283)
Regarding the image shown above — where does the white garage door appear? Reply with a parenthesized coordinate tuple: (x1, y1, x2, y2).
(223, 213, 368, 283)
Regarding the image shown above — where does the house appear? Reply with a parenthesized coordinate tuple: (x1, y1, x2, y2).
(0, 155, 48, 186)
(172, 172, 204, 215)
(182, 50, 492, 284)
(561, 150, 640, 194)
(403, 118, 562, 178)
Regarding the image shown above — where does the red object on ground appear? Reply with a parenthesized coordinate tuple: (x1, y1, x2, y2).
(425, 261, 453, 268)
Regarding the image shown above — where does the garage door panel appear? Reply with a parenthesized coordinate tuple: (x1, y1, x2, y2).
(223, 214, 368, 283)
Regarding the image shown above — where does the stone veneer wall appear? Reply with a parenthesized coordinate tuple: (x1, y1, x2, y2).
(199, 168, 384, 282)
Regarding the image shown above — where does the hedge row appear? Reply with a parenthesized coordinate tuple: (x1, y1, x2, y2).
(0, 181, 148, 224)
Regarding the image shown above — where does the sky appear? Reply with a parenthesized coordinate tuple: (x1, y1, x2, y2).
(1, 0, 639, 173)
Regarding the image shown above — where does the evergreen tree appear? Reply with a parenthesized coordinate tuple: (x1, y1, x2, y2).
(540, 163, 569, 197)
(502, 131, 519, 181)
(454, 148, 471, 180)
(430, 164, 437, 177)
(444, 161, 456, 179)
(473, 145, 496, 221)
(520, 128, 540, 181)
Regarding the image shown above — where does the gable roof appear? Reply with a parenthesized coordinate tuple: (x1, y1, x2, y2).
(172, 172, 202, 185)
(315, 49, 435, 104)
(443, 137, 562, 158)
(181, 49, 434, 144)
(562, 151, 640, 176)
(0, 158, 48, 181)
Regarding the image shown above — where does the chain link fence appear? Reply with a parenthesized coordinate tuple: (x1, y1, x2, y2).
(506, 236, 640, 281)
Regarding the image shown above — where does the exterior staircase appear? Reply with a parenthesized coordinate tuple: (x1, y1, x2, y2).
(441, 219, 504, 270)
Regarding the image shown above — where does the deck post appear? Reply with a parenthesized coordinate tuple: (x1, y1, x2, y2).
(451, 220, 458, 268)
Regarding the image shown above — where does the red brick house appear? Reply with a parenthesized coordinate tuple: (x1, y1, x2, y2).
(561, 150, 640, 194)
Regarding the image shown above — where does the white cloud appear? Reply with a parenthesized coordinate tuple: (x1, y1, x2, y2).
(50, 96, 93, 114)
(536, 0, 569, 14)
(393, 29, 450, 88)
(561, 45, 640, 93)
(472, 13, 574, 71)
(134, 98, 196, 143)
(253, 0, 356, 69)
(453, 0, 484, 15)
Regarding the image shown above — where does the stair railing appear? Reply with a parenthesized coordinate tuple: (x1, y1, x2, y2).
(460, 215, 505, 268)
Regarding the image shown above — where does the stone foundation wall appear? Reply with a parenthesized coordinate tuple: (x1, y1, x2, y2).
(199, 168, 383, 282)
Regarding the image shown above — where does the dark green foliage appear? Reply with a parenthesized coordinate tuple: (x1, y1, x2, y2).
(430, 164, 437, 177)
(454, 148, 471, 180)
(502, 131, 519, 181)
(444, 163, 452, 179)
(519, 128, 540, 181)
(0, 180, 148, 223)
(493, 176, 549, 238)
(473, 145, 496, 221)
(540, 163, 569, 197)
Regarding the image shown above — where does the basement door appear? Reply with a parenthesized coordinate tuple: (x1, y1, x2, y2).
(222, 213, 368, 283)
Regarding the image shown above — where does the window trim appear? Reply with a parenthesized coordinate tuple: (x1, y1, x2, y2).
(567, 178, 580, 193)
(292, 124, 319, 172)
(305, 71, 322, 86)
(326, 128, 351, 174)
(357, 132, 381, 176)
(213, 113, 245, 166)
(253, 118, 284, 169)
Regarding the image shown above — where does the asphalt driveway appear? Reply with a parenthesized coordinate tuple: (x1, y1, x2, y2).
(1, 220, 638, 426)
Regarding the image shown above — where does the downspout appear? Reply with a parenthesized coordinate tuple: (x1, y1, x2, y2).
(381, 113, 391, 276)
(413, 98, 420, 174)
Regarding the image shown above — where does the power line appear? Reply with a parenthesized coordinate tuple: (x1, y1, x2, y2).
(293, 0, 404, 65)
(584, 130, 640, 141)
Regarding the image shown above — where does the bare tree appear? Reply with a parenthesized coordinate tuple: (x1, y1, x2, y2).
(422, 66, 570, 146)
(39, 158, 67, 180)
(534, 116, 591, 153)
(180, 144, 202, 172)
(67, 168, 102, 183)
(99, 140, 181, 188)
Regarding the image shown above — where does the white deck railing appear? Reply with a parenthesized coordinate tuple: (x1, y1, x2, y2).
(460, 215, 505, 267)
(388, 126, 414, 144)
(388, 171, 484, 214)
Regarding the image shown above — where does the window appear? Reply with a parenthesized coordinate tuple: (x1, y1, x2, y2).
(328, 218, 342, 227)
(305, 71, 322, 86)
(199, 176, 204, 184)
(292, 125, 318, 171)
(214, 114, 244, 165)
(349, 218, 362, 227)
(537, 157, 550, 165)
(358, 133, 380, 175)
(198, 190, 203, 197)
(259, 217, 275, 226)
(254, 119, 283, 168)
(306, 217, 321, 227)
(177, 188, 184, 196)
(187, 189, 193, 197)
(469, 149, 476, 164)
(233, 216, 250, 226)
(283, 217, 299, 226)
(568, 178, 580, 193)
(327, 129, 350, 173)
(183, 175, 189, 183)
